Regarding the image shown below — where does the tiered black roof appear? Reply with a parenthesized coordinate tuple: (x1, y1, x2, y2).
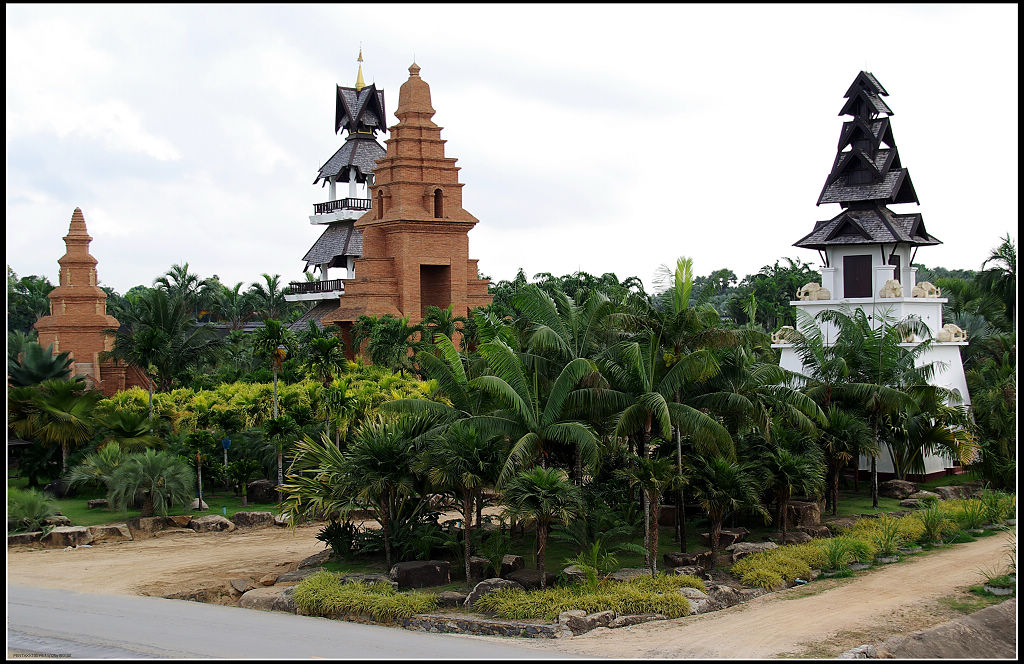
(302, 220, 363, 271)
(314, 83, 387, 186)
(796, 72, 940, 250)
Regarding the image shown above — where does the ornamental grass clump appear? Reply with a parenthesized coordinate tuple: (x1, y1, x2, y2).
(7, 487, 58, 533)
(730, 542, 824, 590)
(870, 514, 902, 556)
(979, 490, 1014, 524)
(819, 536, 855, 571)
(914, 504, 956, 544)
(293, 572, 437, 622)
(957, 499, 988, 530)
(472, 574, 697, 621)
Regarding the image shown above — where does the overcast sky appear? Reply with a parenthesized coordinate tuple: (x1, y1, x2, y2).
(6, 4, 1019, 295)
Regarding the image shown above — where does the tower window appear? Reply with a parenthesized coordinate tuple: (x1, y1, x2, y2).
(377, 190, 385, 219)
(433, 189, 443, 218)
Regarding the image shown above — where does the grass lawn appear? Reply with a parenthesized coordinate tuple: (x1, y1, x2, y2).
(918, 471, 983, 491)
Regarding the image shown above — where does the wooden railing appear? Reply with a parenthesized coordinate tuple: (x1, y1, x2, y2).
(286, 279, 345, 295)
(313, 198, 372, 214)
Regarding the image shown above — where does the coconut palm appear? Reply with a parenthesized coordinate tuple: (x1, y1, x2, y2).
(215, 282, 255, 331)
(107, 449, 195, 517)
(688, 455, 768, 568)
(421, 304, 467, 344)
(248, 273, 294, 322)
(7, 342, 78, 387)
(304, 334, 346, 387)
(502, 466, 584, 587)
(262, 415, 300, 491)
(350, 314, 424, 375)
(977, 233, 1016, 330)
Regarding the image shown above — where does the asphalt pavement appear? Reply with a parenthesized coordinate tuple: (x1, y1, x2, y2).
(7, 585, 571, 659)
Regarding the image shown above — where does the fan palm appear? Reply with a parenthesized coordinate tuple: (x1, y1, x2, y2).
(7, 342, 78, 387)
(502, 466, 584, 587)
(95, 411, 163, 452)
(25, 379, 102, 472)
(688, 455, 768, 568)
(107, 449, 195, 518)
(66, 441, 129, 490)
(760, 445, 825, 542)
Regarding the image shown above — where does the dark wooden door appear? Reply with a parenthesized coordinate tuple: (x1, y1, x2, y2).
(844, 254, 873, 298)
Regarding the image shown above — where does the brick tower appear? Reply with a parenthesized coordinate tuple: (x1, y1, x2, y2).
(321, 63, 492, 345)
(34, 208, 147, 395)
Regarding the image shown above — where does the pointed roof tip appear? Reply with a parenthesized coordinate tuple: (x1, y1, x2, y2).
(67, 207, 90, 236)
(409, 62, 421, 76)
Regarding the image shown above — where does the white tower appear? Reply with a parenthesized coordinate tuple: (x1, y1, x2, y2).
(775, 72, 970, 481)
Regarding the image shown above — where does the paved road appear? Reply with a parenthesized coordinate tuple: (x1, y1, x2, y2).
(7, 585, 569, 659)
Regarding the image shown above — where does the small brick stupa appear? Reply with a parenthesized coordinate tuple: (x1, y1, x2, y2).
(321, 63, 492, 349)
(33, 208, 148, 395)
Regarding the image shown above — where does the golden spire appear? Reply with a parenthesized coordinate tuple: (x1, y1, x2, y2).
(355, 47, 365, 91)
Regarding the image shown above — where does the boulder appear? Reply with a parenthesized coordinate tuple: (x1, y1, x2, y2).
(276, 567, 326, 584)
(153, 528, 198, 538)
(339, 573, 396, 588)
(700, 527, 749, 548)
(879, 479, 919, 500)
(464, 577, 524, 606)
(87, 524, 131, 544)
(297, 549, 333, 568)
(726, 541, 778, 563)
(706, 584, 741, 609)
(737, 587, 766, 601)
(900, 499, 922, 509)
(563, 565, 589, 584)
(45, 515, 72, 527)
(824, 516, 858, 532)
(467, 555, 491, 581)
(796, 524, 832, 539)
(436, 590, 469, 608)
(273, 514, 291, 527)
(679, 587, 709, 600)
(664, 550, 712, 569)
(230, 511, 276, 530)
(239, 586, 289, 611)
(189, 514, 236, 533)
(389, 560, 451, 589)
(559, 610, 615, 635)
(246, 480, 279, 504)
(40, 526, 93, 548)
(787, 501, 822, 528)
(271, 586, 297, 613)
(190, 498, 209, 510)
(503, 568, 557, 589)
(500, 554, 524, 577)
(126, 516, 169, 539)
(229, 578, 260, 595)
(839, 645, 878, 659)
(258, 573, 279, 586)
(607, 568, 650, 583)
(87, 499, 109, 509)
(609, 613, 668, 628)
(933, 486, 960, 500)
(8, 531, 43, 547)
(769, 531, 812, 545)
(909, 490, 940, 502)
(167, 515, 193, 528)
(672, 565, 707, 578)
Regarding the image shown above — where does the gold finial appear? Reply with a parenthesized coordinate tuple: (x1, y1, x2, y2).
(355, 47, 366, 91)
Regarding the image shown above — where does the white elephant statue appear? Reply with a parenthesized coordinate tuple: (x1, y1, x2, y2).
(912, 281, 941, 298)
(771, 326, 796, 344)
(879, 279, 904, 298)
(797, 282, 831, 301)
(936, 323, 966, 342)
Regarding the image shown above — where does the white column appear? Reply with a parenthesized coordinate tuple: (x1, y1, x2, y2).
(328, 176, 336, 201)
(319, 263, 330, 281)
(905, 266, 917, 294)
(347, 256, 355, 279)
(348, 167, 358, 199)
(820, 267, 837, 299)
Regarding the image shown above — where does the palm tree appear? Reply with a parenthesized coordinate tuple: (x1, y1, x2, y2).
(26, 379, 102, 472)
(154, 262, 214, 320)
(884, 385, 976, 481)
(350, 314, 423, 375)
(215, 282, 255, 331)
(107, 449, 195, 518)
(66, 441, 128, 491)
(249, 274, 293, 322)
(421, 304, 467, 345)
(227, 458, 264, 506)
(263, 415, 300, 492)
(95, 411, 163, 452)
(502, 466, 584, 587)
(513, 283, 618, 372)
(760, 445, 824, 543)
(8, 342, 78, 387)
(304, 334, 346, 387)
(251, 319, 295, 420)
(818, 406, 874, 515)
(620, 453, 678, 575)
(688, 455, 768, 568)
(977, 233, 1016, 330)
(420, 423, 503, 581)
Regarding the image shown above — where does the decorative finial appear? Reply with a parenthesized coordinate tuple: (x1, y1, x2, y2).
(355, 47, 366, 91)
(409, 62, 421, 77)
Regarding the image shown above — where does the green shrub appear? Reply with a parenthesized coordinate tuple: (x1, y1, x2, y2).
(293, 572, 437, 622)
(737, 567, 785, 591)
(472, 575, 693, 621)
(846, 537, 877, 563)
(979, 490, 1013, 524)
(819, 537, 854, 571)
(958, 500, 988, 529)
(871, 514, 902, 555)
(7, 487, 58, 533)
(915, 504, 956, 543)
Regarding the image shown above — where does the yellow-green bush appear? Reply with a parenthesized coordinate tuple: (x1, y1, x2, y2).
(472, 575, 693, 621)
(736, 567, 785, 591)
(730, 542, 823, 590)
(293, 572, 437, 622)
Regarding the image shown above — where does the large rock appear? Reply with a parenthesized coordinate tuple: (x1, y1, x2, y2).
(726, 541, 778, 563)
(45, 515, 72, 527)
(229, 578, 260, 595)
(700, 527, 749, 548)
(464, 577, 524, 606)
(87, 499, 109, 509)
(607, 568, 651, 583)
(468, 555, 491, 581)
(563, 565, 589, 584)
(500, 554, 524, 577)
(875, 597, 1016, 659)
(271, 586, 297, 613)
(900, 499, 922, 509)
(503, 568, 557, 589)
(559, 610, 616, 635)
(126, 516, 169, 539)
(230, 511, 276, 530)
(389, 560, 451, 589)
(769, 531, 812, 545)
(706, 584, 740, 609)
(167, 515, 193, 528)
(824, 516, 858, 533)
(8, 532, 43, 547)
(40, 526, 93, 548)
(297, 550, 333, 568)
(276, 567, 326, 583)
(87, 524, 132, 544)
(879, 479, 919, 500)
(664, 550, 712, 569)
(189, 514, 237, 533)
(239, 586, 289, 611)
(436, 590, 469, 608)
(787, 501, 822, 527)
(909, 490, 940, 502)
(609, 613, 668, 628)
(274, 514, 291, 527)
(246, 480, 279, 504)
(797, 524, 832, 539)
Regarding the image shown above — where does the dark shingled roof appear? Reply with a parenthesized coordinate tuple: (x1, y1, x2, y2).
(314, 135, 386, 185)
(844, 71, 888, 97)
(302, 221, 363, 270)
(287, 300, 341, 332)
(336, 84, 386, 134)
(818, 167, 918, 205)
(794, 204, 940, 249)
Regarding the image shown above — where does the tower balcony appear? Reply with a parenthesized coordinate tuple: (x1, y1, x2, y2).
(284, 278, 345, 302)
(310, 198, 372, 224)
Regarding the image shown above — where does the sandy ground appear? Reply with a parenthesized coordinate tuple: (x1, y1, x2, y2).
(7, 524, 1015, 658)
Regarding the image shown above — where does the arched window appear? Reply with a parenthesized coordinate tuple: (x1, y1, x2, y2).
(377, 190, 385, 219)
(433, 189, 443, 218)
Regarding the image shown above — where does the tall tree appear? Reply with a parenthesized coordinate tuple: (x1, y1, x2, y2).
(249, 274, 293, 322)
(977, 233, 1016, 330)
(688, 455, 767, 568)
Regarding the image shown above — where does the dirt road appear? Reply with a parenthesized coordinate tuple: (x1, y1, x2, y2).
(7, 524, 1015, 658)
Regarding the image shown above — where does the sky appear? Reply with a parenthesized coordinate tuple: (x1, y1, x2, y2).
(6, 4, 1019, 295)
